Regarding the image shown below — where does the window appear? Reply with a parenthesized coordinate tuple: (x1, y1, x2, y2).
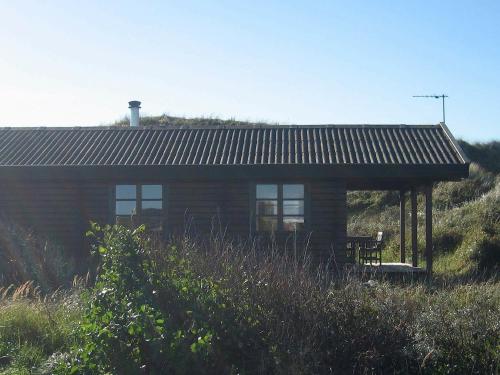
(255, 184, 305, 232)
(283, 184, 305, 231)
(115, 184, 164, 232)
(256, 184, 278, 231)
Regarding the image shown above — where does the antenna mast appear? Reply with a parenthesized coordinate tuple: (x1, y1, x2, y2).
(413, 94, 448, 123)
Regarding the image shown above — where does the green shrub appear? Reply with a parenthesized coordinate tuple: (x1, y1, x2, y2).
(112, 114, 275, 129)
(414, 284, 500, 374)
(60, 224, 218, 374)
(175, 237, 500, 374)
(471, 234, 500, 272)
(433, 228, 463, 254)
(434, 163, 497, 209)
(51, 225, 500, 374)
(459, 140, 500, 173)
(347, 190, 399, 213)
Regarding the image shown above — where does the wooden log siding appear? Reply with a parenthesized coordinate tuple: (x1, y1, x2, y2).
(0, 181, 110, 258)
(0, 180, 347, 265)
(167, 181, 347, 264)
(167, 181, 251, 239)
(309, 181, 347, 266)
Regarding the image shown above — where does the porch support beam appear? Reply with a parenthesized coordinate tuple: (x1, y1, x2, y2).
(411, 187, 418, 267)
(425, 184, 433, 275)
(399, 190, 406, 263)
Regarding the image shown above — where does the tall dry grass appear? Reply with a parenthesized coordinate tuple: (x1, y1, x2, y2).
(0, 217, 77, 290)
(146, 234, 500, 374)
(0, 227, 497, 374)
(0, 279, 85, 374)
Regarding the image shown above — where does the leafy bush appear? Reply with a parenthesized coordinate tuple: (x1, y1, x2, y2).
(53, 226, 500, 374)
(60, 224, 218, 374)
(0, 224, 496, 374)
(0, 217, 76, 290)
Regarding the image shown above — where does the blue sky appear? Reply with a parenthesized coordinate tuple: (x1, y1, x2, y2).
(0, 1, 498, 141)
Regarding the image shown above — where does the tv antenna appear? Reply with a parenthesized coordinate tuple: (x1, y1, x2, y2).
(412, 94, 448, 123)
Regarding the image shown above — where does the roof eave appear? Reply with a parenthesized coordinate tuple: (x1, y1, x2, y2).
(439, 122, 471, 164)
(0, 164, 470, 183)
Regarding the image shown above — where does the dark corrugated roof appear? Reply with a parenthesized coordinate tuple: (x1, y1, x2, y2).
(0, 124, 468, 167)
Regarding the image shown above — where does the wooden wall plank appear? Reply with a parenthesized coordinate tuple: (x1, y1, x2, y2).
(0, 179, 348, 267)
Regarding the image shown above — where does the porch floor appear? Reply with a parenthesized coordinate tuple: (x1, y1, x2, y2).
(360, 262, 426, 274)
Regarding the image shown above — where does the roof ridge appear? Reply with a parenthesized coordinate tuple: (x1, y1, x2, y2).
(0, 123, 440, 131)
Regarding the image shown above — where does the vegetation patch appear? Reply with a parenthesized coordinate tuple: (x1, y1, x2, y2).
(49, 226, 500, 374)
(0, 225, 497, 373)
(0, 217, 76, 290)
(0, 282, 82, 374)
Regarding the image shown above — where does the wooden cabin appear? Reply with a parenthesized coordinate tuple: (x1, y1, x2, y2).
(0, 113, 469, 273)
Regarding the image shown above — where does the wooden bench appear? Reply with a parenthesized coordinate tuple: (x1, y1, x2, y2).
(359, 231, 384, 265)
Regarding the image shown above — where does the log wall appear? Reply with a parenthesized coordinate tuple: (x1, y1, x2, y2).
(0, 180, 347, 265)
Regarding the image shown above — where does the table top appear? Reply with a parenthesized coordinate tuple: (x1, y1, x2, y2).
(347, 235, 373, 241)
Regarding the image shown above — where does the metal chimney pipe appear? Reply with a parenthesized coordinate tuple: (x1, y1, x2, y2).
(128, 100, 141, 127)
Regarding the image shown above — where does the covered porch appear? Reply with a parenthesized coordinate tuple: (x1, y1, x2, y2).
(346, 183, 435, 275)
(339, 123, 470, 275)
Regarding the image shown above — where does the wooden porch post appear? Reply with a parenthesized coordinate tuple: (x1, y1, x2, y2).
(411, 187, 418, 267)
(425, 185, 433, 275)
(399, 190, 406, 263)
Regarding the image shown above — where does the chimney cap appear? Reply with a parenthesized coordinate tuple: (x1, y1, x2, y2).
(128, 100, 141, 109)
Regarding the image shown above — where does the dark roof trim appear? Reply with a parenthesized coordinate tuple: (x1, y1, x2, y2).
(439, 122, 470, 163)
(0, 164, 469, 183)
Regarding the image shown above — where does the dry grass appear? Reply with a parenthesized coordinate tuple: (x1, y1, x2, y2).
(0, 280, 85, 374)
(149, 235, 500, 374)
(0, 217, 77, 290)
(0, 232, 498, 374)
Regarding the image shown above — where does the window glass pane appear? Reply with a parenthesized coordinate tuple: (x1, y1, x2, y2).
(116, 200, 137, 215)
(283, 216, 305, 231)
(283, 184, 304, 199)
(142, 185, 162, 200)
(256, 184, 278, 199)
(142, 200, 162, 215)
(257, 216, 278, 232)
(256, 200, 278, 216)
(116, 185, 136, 199)
(283, 200, 304, 216)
